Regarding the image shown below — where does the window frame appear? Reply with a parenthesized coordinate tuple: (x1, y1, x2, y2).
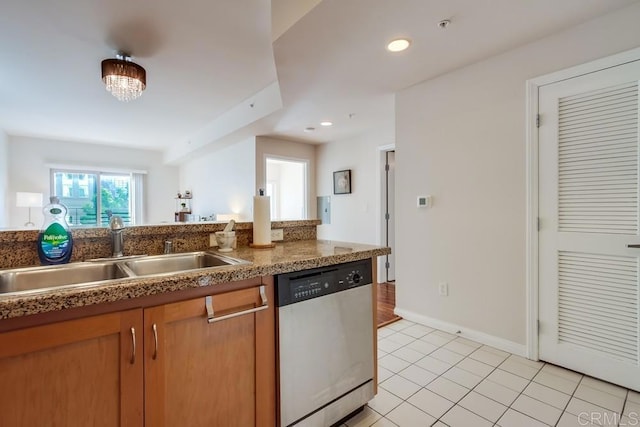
(50, 168, 135, 226)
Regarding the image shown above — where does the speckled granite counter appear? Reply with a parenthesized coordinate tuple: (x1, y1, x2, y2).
(0, 220, 320, 269)
(0, 240, 390, 320)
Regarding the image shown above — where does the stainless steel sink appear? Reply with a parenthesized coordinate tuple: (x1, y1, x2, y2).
(0, 251, 250, 296)
(0, 262, 130, 295)
(122, 251, 249, 277)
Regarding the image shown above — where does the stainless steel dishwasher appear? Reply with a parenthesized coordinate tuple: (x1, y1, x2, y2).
(276, 258, 374, 427)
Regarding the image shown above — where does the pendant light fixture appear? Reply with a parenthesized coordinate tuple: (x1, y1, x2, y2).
(101, 53, 146, 102)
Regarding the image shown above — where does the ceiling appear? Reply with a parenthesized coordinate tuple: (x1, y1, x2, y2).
(1, 0, 638, 162)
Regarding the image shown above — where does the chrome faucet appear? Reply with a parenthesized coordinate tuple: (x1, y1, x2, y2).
(164, 240, 173, 254)
(109, 215, 125, 257)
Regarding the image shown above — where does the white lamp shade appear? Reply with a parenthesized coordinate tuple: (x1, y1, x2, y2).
(16, 192, 43, 208)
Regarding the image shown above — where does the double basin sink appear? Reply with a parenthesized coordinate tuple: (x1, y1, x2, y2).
(0, 252, 250, 296)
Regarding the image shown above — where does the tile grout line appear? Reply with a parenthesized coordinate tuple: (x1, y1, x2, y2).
(496, 363, 547, 427)
(491, 357, 596, 427)
(390, 333, 542, 425)
(564, 374, 630, 427)
(624, 392, 633, 424)
(380, 327, 529, 426)
(374, 327, 444, 422)
(437, 353, 548, 427)
(432, 361, 499, 426)
(376, 324, 634, 427)
(555, 374, 584, 427)
(423, 342, 513, 425)
(380, 327, 515, 424)
(377, 328, 475, 423)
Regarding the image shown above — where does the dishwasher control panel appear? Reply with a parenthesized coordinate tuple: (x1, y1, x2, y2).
(275, 258, 372, 307)
(291, 276, 333, 302)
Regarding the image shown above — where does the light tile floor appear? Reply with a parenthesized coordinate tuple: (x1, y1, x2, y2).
(342, 319, 640, 427)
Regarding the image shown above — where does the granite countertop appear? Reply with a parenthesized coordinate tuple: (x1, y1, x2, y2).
(0, 240, 390, 320)
(0, 219, 321, 241)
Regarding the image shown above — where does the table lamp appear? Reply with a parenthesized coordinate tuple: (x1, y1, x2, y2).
(16, 192, 43, 227)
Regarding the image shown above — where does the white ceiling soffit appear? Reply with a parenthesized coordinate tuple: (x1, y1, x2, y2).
(0, 0, 277, 151)
(267, 0, 640, 144)
(164, 80, 282, 163)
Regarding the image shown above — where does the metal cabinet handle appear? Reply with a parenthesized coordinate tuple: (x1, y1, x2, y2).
(152, 323, 158, 360)
(628, 244, 640, 248)
(206, 285, 268, 324)
(130, 327, 136, 364)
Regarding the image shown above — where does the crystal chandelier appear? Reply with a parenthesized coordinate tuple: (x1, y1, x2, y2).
(101, 53, 146, 102)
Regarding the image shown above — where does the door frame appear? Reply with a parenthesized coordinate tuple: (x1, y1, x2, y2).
(378, 143, 395, 285)
(525, 46, 640, 361)
(383, 150, 395, 282)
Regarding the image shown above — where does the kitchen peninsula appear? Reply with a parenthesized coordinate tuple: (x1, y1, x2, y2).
(0, 220, 390, 427)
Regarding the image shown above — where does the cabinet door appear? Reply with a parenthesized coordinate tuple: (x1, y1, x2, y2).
(0, 309, 144, 427)
(144, 279, 275, 427)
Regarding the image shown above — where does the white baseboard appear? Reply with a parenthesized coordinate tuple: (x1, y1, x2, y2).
(394, 308, 527, 357)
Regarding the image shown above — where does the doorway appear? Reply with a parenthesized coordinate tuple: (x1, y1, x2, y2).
(265, 157, 307, 220)
(379, 148, 400, 327)
(385, 151, 396, 282)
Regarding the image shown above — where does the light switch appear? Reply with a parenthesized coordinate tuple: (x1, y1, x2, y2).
(417, 195, 432, 208)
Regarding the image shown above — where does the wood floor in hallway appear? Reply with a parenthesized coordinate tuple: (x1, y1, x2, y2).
(377, 282, 401, 328)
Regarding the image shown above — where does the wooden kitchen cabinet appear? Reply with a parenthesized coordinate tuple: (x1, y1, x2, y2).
(0, 309, 144, 427)
(0, 278, 276, 427)
(144, 279, 276, 427)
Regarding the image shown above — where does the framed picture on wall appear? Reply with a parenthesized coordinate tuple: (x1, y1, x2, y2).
(333, 169, 352, 194)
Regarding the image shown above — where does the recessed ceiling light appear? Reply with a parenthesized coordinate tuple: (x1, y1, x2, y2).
(304, 127, 315, 133)
(320, 121, 333, 127)
(387, 38, 411, 52)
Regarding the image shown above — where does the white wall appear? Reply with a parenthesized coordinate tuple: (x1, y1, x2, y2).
(256, 136, 316, 218)
(0, 130, 8, 227)
(395, 2, 640, 349)
(7, 135, 178, 227)
(180, 137, 256, 221)
(316, 127, 393, 245)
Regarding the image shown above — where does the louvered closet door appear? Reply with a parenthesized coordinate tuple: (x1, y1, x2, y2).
(539, 60, 640, 391)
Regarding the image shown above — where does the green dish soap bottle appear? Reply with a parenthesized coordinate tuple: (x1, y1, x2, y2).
(37, 196, 73, 265)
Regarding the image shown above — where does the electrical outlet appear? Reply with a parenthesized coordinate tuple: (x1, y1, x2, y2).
(438, 282, 449, 296)
(270, 229, 284, 241)
(209, 233, 218, 247)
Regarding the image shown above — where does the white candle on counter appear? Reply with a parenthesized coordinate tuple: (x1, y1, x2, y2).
(253, 191, 271, 246)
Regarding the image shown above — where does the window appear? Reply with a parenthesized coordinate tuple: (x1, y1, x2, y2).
(51, 169, 144, 226)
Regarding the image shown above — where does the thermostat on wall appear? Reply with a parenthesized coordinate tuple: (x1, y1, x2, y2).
(417, 195, 432, 208)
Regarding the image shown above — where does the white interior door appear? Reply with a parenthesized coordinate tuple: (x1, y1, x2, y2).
(539, 60, 640, 391)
